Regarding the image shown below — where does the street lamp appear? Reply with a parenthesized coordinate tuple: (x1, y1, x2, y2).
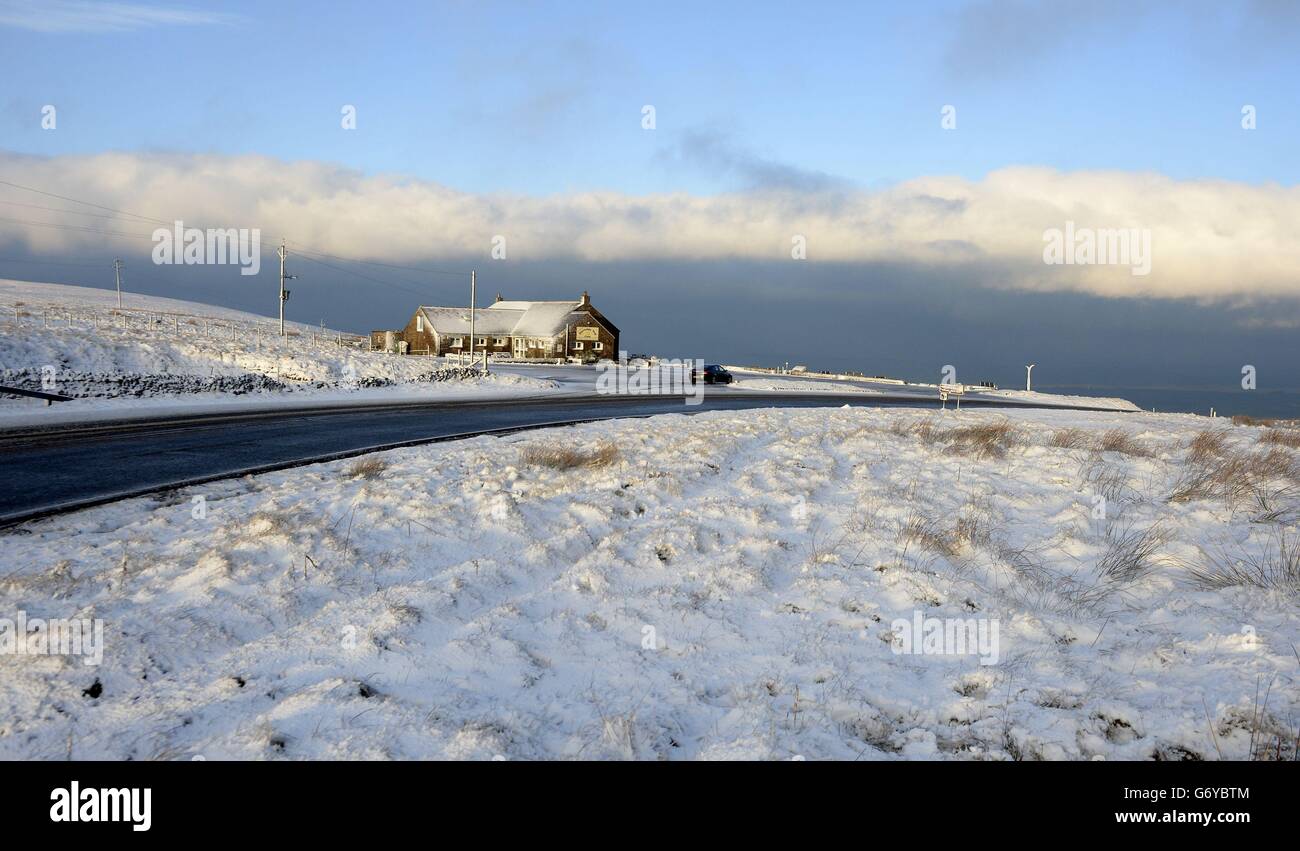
(1025, 364, 1036, 392)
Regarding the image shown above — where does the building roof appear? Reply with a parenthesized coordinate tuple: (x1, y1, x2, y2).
(417, 306, 517, 336)
(417, 299, 585, 338)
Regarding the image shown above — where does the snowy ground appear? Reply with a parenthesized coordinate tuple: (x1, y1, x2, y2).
(730, 375, 885, 395)
(2, 405, 1297, 760)
(0, 280, 558, 419)
(725, 367, 1140, 411)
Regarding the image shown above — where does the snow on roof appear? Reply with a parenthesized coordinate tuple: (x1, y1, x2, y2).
(488, 300, 569, 311)
(512, 301, 582, 336)
(418, 300, 584, 338)
(418, 306, 519, 336)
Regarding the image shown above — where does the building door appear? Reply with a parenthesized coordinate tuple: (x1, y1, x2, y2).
(513, 337, 526, 358)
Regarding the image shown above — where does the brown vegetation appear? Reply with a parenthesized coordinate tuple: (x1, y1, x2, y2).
(346, 457, 388, 480)
(1097, 429, 1152, 457)
(520, 441, 620, 470)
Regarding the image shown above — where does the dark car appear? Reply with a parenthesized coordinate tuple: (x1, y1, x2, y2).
(690, 364, 733, 385)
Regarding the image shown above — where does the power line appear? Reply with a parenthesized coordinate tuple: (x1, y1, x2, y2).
(0, 256, 117, 268)
(0, 215, 158, 240)
(0, 179, 171, 226)
(290, 247, 462, 291)
(285, 241, 471, 278)
(291, 251, 446, 301)
(0, 200, 128, 220)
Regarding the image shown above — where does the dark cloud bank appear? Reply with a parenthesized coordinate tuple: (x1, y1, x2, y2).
(5, 248, 1295, 417)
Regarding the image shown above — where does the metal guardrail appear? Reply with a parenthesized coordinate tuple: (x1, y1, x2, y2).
(0, 384, 74, 405)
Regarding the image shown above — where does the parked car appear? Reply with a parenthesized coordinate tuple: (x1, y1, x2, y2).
(690, 364, 734, 385)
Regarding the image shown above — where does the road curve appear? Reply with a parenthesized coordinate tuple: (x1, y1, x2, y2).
(0, 391, 1126, 527)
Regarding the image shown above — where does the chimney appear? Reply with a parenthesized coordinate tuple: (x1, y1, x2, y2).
(579, 290, 590, 306)
(495, 293, 503, 302)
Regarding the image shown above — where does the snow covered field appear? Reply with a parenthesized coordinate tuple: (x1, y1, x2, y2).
(731, 375, 885, 395)
(725, 367, 1140, 411)
(0, 280, 556, 417)
(2, 405, 1297, 760)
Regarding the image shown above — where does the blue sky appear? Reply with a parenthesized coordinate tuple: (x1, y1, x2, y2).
(1, 1, 1298, 411)
(4, 0, 1298, 194)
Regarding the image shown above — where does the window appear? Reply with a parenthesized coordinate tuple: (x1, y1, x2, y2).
(416, 315, 424, 332)
(451, 337, 463, 347)
(494, 337, 507, 347)
(593, 342, 604, 351)
(476, 337, 487, 346)
(573, 341, 584, 350)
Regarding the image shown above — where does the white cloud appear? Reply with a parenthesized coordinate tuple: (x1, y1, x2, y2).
(1, 150, 1298, 302)
(0, 1, 239, 33)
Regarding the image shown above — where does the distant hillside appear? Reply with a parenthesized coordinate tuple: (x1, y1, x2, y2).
(0, 279, 318, 330)
(0, 279, 551, 404)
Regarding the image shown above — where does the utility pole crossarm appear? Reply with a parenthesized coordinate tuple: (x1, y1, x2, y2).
(277, 239, 297, 337)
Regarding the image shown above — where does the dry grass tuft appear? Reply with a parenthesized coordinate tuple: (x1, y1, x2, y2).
(945, 422, 1021, 458)
(1052, 521, 1169, 614)
(910, 419, 943, 444)
(889, 418, 1020, 457)
(521, 441, 620, 470)
(1259, 428, 1300, 449)
(1249, 484, 1300, 524)
(346, 457, 388, 480)
(1097, 429, 1152, 457)
(1081, 456, 1138, 504)
(887, 418, 946, 444)
(1095, 521, 1168, 583)
(1050, 428, 1091, 449)
(1256, 447, 1300, 479)
(953, 513, 994, 552)
(1186, 527, 1300, 593)
(1169, 455, 1250, 505)
(900, 515, 962, 559)
(1169, 446, 1298, 507)
(1187, 429, 1229, 465)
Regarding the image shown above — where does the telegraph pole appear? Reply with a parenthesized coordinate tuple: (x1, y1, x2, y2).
(277, 239, 296, 336)
(469, 269, 476, 368)
(113, 258, 123, 309)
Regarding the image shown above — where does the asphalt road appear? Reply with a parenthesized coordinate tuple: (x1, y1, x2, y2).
(0, 391, 1121, 526)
